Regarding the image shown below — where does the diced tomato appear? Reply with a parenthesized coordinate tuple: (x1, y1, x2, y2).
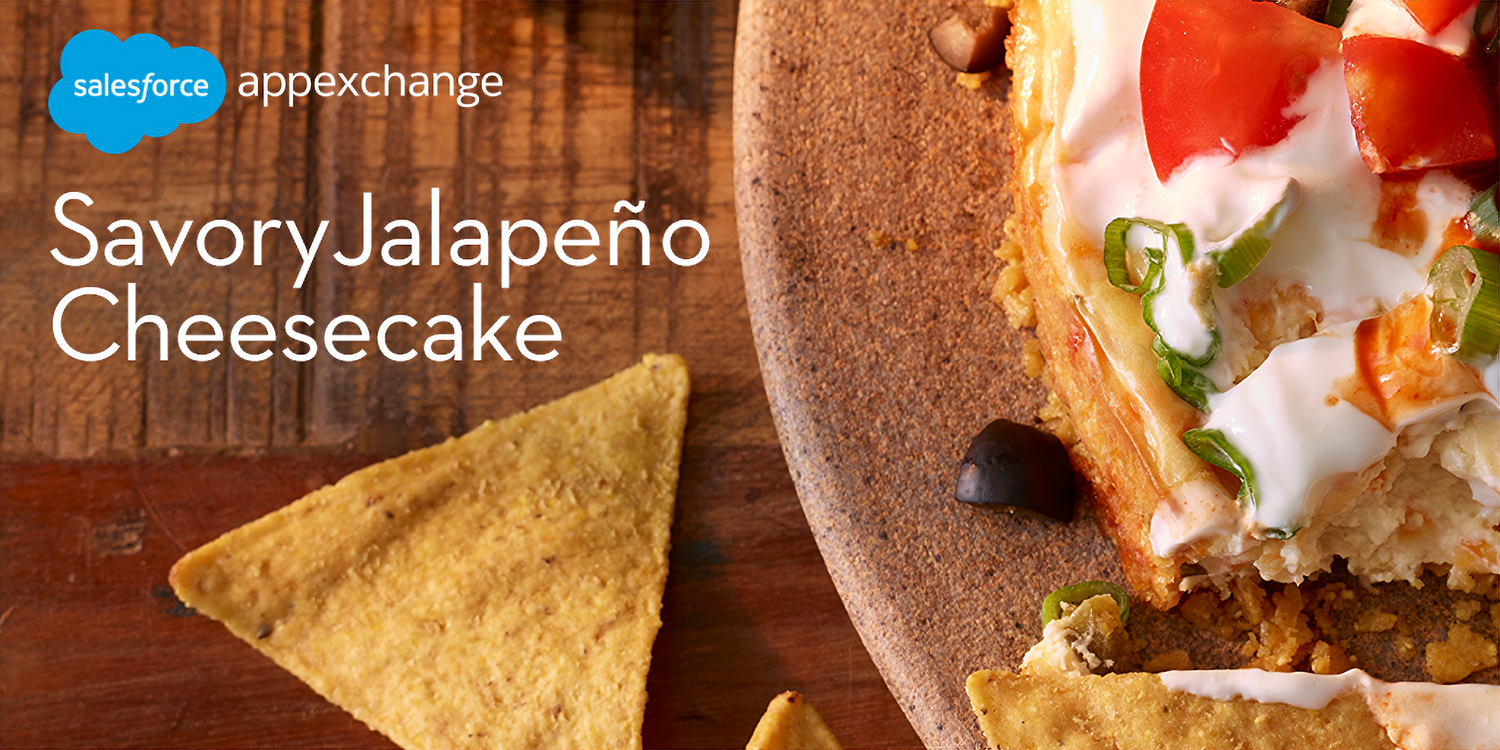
(1348, 295, 1489, 429)
(1141, 0, 1340, 183)
(1401, 0, 1478, 34)
(1343, 35, 1497, 173)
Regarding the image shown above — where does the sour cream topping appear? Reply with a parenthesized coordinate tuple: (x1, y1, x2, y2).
(1342, 0, 1479, 55)
(1200, 327, 1395, 533)
(1145, 228, 1217, 361)
(1057, 0, 1492, 556)
(1149, 479, 1245, 564)
(1160, 667, 1366, 709)
(1160, 669, 1500, 750)
(1057, 0, 1439, 323)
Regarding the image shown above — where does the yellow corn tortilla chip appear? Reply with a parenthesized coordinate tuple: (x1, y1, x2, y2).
(965, 670, 1396, 750)
(170, 354, 690, 750)
(746, 691, 843, 750)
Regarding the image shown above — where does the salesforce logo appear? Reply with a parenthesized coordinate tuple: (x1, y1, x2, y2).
(48, 30, 226, 154)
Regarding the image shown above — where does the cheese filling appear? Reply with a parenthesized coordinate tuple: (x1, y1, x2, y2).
(1055, 0, 1500, 579)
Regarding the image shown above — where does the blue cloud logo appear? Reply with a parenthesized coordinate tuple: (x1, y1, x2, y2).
(48, 30, 226, 154)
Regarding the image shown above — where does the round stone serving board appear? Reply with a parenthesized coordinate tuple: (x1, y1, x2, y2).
(732, 2, 1495, 747)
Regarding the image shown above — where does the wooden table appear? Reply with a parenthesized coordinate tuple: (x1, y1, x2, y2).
(0, 3, 923, 746)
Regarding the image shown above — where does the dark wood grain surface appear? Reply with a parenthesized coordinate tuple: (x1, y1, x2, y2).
(0, 2, 923, 747)
(1, 450, 919, 748)
(2, 0, 762, 457)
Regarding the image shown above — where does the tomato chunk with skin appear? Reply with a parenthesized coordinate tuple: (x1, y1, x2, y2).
(1141, 0, 1340, 183)
(1344, 35, 1497, 173)
(1402, 0, 1478, 34)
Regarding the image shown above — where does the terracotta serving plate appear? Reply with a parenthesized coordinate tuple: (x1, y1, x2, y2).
(732, 2, 1494, 747)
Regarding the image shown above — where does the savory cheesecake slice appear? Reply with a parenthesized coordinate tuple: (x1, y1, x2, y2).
(1005, 0, 1500, 608)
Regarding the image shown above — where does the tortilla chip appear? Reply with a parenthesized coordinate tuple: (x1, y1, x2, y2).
(170, 354, 690, 750)
(965, 670, 1396, 750)
(746, 692, 843, 750)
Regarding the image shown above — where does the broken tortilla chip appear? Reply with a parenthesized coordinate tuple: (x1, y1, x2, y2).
(746, 691, 843, 750)
(170, 354, 690, 750)
(965, 670, 1396, 750)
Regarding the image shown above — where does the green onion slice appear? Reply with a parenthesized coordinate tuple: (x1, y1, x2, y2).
(1103, 218, 1176, 295)
(1182, 427, 1298, 539)
(1467, 184, 1499, 245)
(1429, 244, 1500, 363)
(1182, 427, 1257, 508)
(1040, 581, 1131, 627)
(1133, 223, 1222, 366)
(1154, 339, 1219, 411)
(1206, 179, 1301, 288)
(1324, 0, 1352, 27)
(1142, 261, 1223, 368)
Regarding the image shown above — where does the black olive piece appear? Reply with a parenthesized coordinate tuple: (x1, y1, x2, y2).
(954, 418, 1076, 522)
(928, 6, 1010, 74)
